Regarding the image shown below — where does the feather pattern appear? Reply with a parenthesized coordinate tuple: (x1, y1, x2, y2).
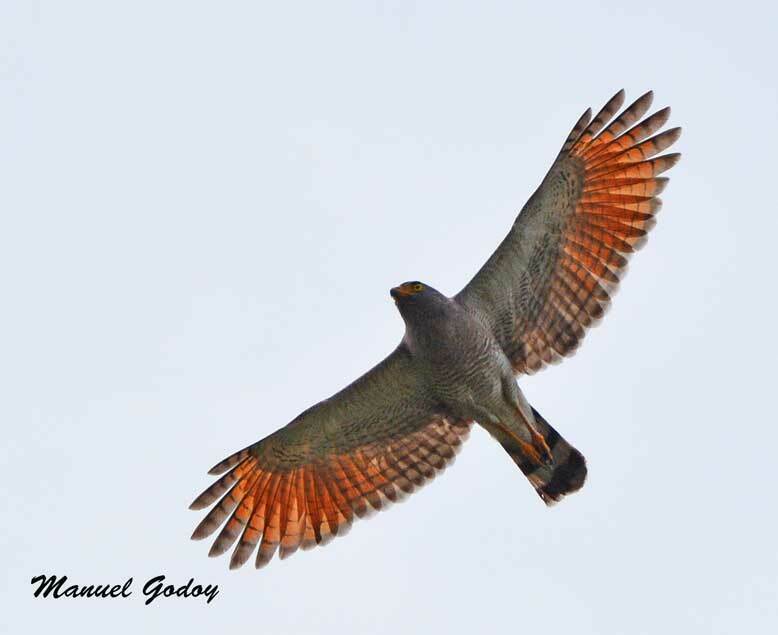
(191, 90, 681, 570)
(457, 90, 681, 374)
(191, 345, 472, 569)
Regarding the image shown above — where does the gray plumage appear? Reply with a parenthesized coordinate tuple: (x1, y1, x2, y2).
(190, 89, 681, 569)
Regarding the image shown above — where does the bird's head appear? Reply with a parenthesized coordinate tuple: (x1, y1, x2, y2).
(390, 281, 449, 322)
(390, 280, 427, 302)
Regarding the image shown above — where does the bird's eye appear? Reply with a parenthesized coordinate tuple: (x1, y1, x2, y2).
(413, 283, 423, 292)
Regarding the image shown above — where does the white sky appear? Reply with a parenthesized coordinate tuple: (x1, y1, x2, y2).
(2, 1, 777, 633)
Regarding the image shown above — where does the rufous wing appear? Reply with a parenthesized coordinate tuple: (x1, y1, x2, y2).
(458, 90, 681, 374)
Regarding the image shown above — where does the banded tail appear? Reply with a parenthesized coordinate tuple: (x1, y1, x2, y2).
(501, 407, 587, 505)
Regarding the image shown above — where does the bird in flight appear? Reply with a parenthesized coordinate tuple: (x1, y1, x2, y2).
(190, 90, 681, 569)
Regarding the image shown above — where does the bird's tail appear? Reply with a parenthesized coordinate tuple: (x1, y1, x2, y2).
(500, 407, 587, 505)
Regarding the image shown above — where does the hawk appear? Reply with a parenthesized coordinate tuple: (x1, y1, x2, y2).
(190, 90, 681, 569)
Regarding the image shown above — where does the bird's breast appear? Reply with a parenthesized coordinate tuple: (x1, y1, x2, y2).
(413, 313, 506, 410)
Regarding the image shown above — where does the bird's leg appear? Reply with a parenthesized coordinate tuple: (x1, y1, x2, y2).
(487, 417, 553, 469)
(524, 418, 553, 467)
(470, 386, 553, 468)
(511, 389, 553, 466)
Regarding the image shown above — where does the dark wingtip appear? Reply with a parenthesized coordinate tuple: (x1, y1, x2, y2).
(639, 89, 654, 105)
(189, 495, 209, 511)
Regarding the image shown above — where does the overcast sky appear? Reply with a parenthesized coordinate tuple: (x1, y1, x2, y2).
(2, 1, 777, 633)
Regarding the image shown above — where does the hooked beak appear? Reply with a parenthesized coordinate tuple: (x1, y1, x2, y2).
(390, 284, 414, 299)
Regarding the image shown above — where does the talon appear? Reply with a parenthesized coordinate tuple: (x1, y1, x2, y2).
(529, 426, 553, 466)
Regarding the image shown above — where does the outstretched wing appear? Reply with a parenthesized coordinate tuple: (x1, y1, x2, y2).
(190, 344, 471, 569)
(457, 90, 681, 374)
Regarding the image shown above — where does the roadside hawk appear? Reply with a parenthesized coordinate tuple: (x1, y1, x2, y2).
(190, 90, 681, 569)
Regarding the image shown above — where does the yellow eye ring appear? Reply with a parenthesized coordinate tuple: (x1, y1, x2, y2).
(413, 283, 423, 292)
